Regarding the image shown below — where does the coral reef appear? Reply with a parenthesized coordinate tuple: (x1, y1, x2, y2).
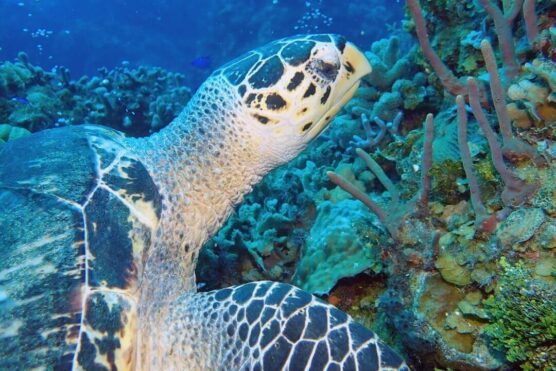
(2, 1, 554, 369)
(198, 1, 556, 369)
(0, 53, 191, 136)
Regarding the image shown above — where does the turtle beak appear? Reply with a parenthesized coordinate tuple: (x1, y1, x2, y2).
(340, 42, 373, 83)
(305, 41, 371, 141)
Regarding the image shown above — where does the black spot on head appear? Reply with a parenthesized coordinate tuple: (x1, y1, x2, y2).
(245, 93, 257, 106)
(344, 62, 355, 73)
(253, 114, 270, 124)
(223, 53, 260, 86)
(266, 93, 287, 110)
(287, 71, 305, 91)
(321, 86, 332, 105)
(316, 61, 339, 81)
(334, 35, 346, 53)
(238, 84, 247, 97)
(281, 41, 316, 66)
(302, 122, 313, 132)
(303, 83, 316, 98)
(249, 56, 284, 89)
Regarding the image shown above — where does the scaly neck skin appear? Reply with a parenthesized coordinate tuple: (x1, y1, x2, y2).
(127, 78, 269, 306)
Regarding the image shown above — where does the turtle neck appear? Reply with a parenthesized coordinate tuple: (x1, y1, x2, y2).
(127, 76, 268, 305)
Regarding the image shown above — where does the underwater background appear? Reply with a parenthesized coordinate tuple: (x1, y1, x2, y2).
(1, 0, 554, 370)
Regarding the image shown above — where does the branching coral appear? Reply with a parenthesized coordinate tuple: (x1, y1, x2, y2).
(349, 112, 402, 150)
(453, 38, 542, 234)
(328, 114, 434, 241)
(406, 0, 469, 99)
(406, 0, 541, 101)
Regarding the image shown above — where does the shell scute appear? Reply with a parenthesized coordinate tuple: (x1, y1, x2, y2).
(0, 125, 160, 369)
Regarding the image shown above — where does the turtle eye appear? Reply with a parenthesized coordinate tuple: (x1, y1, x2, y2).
(312, 58, 339, 81)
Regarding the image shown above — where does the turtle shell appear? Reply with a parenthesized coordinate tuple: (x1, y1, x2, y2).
(0, 125, 162, 369)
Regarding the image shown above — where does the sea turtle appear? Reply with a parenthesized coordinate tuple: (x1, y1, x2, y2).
(0, 34, 409, 370)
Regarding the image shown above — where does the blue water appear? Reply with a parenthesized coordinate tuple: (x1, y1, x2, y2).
(0, 0, 403, 87)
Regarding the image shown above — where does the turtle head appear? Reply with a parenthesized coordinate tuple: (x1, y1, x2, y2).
(216, 34, 371, 165)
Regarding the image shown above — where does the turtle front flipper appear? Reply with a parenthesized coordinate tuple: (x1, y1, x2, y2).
(149, 281, 408, 370)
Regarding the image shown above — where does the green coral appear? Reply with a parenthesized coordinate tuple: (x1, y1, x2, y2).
(483, 258, 556, 370)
